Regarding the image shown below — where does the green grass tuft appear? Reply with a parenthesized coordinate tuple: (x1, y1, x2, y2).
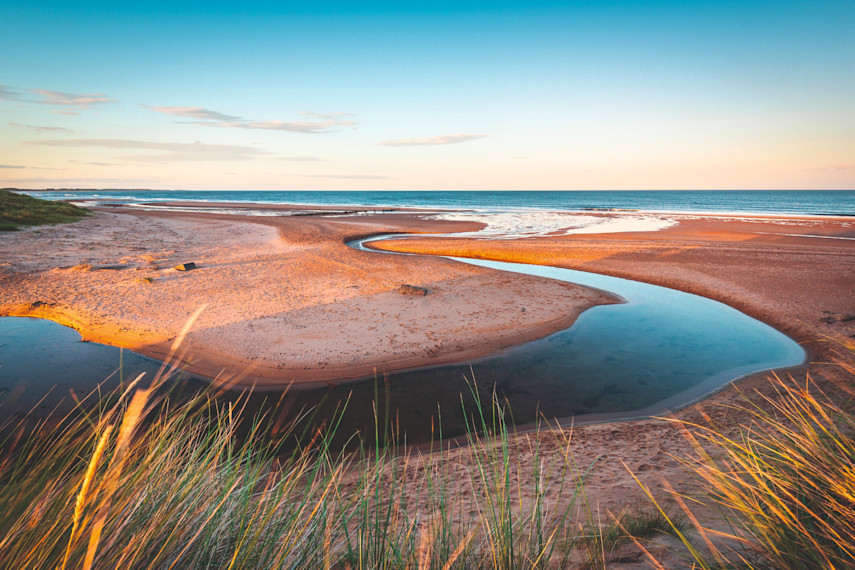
(1, 341, 853, 568)
(682, 375, 855, 569)
(630, 341, 855, 569)
(0, 189, 90, 231)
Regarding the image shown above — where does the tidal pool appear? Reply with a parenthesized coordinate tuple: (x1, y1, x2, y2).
(0, 317, 162, 418)
(0, 251, 804, 445)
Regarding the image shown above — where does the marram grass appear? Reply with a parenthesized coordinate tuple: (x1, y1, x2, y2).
(0, 370, 609, 569)
(2, 345, 853, 568)
(631, 342, 855, 569)
(674, 373, 855, 569)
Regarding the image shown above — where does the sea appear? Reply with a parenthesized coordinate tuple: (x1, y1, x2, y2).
(22, 189, 855, 217)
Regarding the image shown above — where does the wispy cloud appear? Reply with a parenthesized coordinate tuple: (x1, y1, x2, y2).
(26, 138, 269, 163)
(822, 163, 855, 171)
(378, 133, 488, 146)
(0, 84, 27, 102)
(0, 176, 160, 186)
(0, 84, 113, 109)
(31, 89, 114, 108)
(0, 164, 26, 169)
(302, 111, 356, 121)
(9, 122, 73, 133)
(50, 110, 80, 116)
(295, 173, 393, 180)
(141, 105, 241, 122)
(278, 156, 323, 162)
(224, 117, 354, 133)
(143, 104, 355, 133)
(69, 160, 123, 167)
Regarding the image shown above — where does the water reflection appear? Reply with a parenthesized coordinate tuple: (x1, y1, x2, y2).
(1, 255, 805, 448)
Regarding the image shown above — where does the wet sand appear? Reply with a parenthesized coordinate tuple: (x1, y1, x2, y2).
(372, 213, 855, 363)
(370, 211, 854, 557)
(0, 206, 615, 386)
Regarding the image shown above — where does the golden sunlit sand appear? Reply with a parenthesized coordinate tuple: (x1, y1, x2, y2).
(0, 205, 615, 386)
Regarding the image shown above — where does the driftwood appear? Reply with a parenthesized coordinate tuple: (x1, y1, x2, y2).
(399, 284, 428, 296)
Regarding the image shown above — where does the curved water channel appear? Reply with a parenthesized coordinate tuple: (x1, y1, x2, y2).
(1, 235, 805, 445)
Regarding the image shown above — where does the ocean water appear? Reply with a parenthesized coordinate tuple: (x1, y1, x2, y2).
(24, 189, 855, 217)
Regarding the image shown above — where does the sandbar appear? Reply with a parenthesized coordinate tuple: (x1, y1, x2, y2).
(370, 211, 855, 532)
(0, 206, 616, 387)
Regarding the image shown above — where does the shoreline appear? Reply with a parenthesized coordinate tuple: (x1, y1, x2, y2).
(19, 188, 855, 219)
(3, 201, 852, 526)
(0, 206, 616, 387)
(2, 206, 850, 387)
(371, 212, 855, 357)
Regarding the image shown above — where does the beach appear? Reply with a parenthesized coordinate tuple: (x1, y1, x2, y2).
(1, 203, 853, 558)
(366, 209, 855, 552)
(372, 212, 855, 361)
(0, 204, 617, 386)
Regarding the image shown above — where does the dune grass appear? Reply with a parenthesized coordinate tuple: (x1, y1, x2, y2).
(628, 342, 855, 569)
(1, 344, 853, 568)
(668, 374, 855, 569)
(0, 366, 612, 569)
(0, 189, 90, 231)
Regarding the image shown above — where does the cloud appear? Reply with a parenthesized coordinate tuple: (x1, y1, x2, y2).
(9, 122, 73, 133)
(222, 118, 354, 133)
(26, 138, 269, 163)
(824, 163, 855, 171)
(70, 160, 123, 167)
(0, 164, 26, 169)
(378, 133, 488, 146)
(0, 84, 113, 110)
(278, 156, 323, 162)
(301, 111, 356, 120)
(142, 105, 241, 122)
(0, 176, 160, 186)
(142, 103, 355, 133)
(296, 173, 393, 180)
(31, 89, 114, 108)
(0, 84, 27, 102)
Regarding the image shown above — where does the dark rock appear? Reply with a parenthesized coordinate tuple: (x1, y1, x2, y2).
(174, 262, 197, 271)
(95, 264, 129, 270)
(820, 311, 839, 324)
(399, 284, 428, 296)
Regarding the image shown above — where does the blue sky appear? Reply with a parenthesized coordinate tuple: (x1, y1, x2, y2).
(1, 1, 853, 189)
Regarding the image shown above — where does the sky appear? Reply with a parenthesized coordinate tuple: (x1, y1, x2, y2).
(1, 0, 853, 190)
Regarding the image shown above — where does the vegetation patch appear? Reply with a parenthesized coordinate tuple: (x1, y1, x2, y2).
(0, 189, 90, 231)
(0, 341, 852, 568)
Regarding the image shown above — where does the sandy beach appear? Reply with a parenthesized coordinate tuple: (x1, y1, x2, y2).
(0, 205, 616, 386)
(367, 210, 855, 548)
(2, 204, 853, 564)
(372, 212, 855, 361)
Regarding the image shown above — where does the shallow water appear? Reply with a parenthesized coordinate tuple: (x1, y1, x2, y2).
(0, 317, 163, 418)
(0, 248, 805, 445)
